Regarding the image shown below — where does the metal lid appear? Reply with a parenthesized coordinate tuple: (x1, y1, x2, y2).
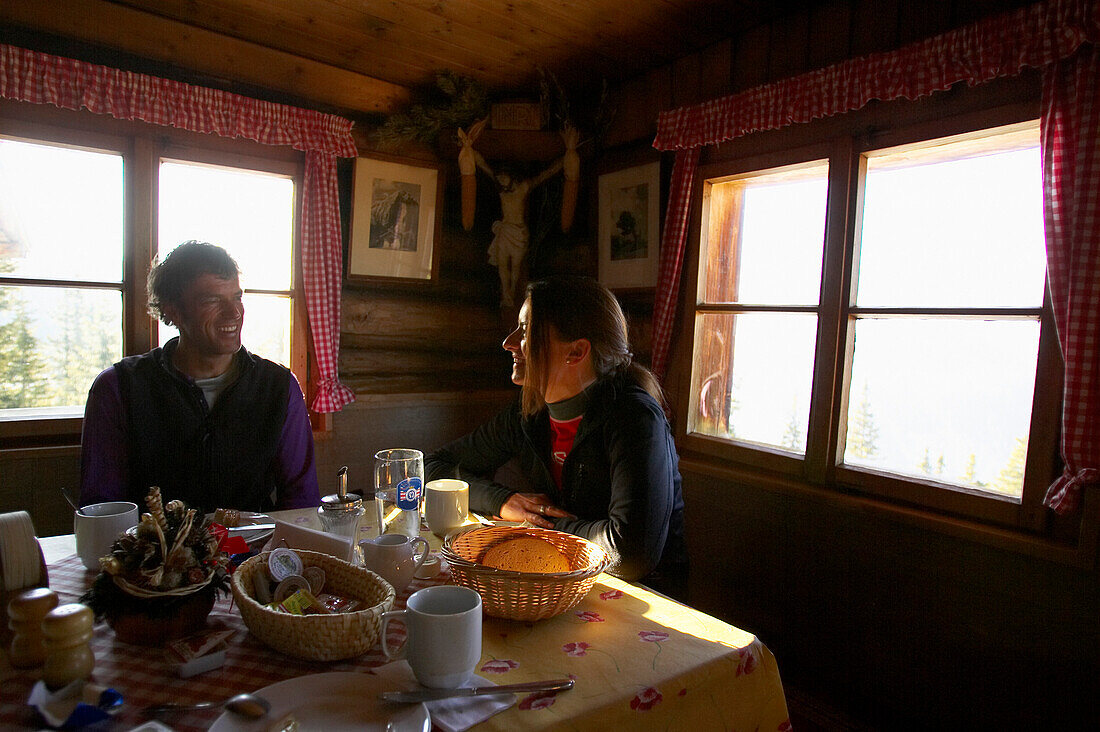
(320, 465, 362, 512)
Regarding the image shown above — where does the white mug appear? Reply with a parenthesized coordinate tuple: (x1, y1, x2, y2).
(74, 501, 140, 570)
(381, 585, 482, 688)
(424, 479, 469, 538)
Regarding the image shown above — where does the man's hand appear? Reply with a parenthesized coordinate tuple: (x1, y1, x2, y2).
(499, 492, 574, 529)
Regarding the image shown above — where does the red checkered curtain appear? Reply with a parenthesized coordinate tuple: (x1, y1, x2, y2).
(0, 43, 358, 412)
(302, 151, 355, 412)
(654, 0, 1098, 150)
(1039, 43, 1100, 513)
(650, 148, 700, 381)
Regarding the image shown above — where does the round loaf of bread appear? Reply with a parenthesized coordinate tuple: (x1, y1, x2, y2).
(480, 536, 572, 574)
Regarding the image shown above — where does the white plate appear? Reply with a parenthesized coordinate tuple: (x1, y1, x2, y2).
(210, 672, 430, 732)
(207, 511, 274, 547)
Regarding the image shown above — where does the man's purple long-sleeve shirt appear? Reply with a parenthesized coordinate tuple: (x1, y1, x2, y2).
(79, 364, 320, 510)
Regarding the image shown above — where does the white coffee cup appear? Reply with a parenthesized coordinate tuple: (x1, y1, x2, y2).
(380, 585, 482, 688)
(424, 479, 469, 538)
(75, 501, 139, 570)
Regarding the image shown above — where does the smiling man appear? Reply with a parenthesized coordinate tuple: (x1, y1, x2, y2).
(79, 241, 320, 513)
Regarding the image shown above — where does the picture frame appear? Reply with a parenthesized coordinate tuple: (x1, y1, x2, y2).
(598, 161, 661, 291)
(347, 154, 442, 282)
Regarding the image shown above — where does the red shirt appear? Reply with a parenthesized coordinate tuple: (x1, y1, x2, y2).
(548, 414, 583, 488)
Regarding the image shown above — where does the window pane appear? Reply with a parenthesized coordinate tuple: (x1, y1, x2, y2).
(857, 125, 1045, 308)
(703, 163, 828, 305)
(241, 294, 290, 367)
(0, 138, 123, 283)
(843, 318, 1039, 499)
(690, 312, 817, 454)
(0, 286, 121, 413)
(158, 160, 294, 291)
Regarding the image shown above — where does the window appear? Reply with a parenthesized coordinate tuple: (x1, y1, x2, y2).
(688, 118, 1057, 530)
(690, 162, 829, 454)
(0, 137, 125, 420)
(845, 127, 1045, 500)
(0, 107, 305, 442)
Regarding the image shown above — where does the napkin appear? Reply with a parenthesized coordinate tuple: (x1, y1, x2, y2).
(262, 520, 353, 561)
(27, 679, 122, 729)
(372, 661, 515, 732)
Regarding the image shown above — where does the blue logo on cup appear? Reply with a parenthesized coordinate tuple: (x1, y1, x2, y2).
(396, 477, 422, 510)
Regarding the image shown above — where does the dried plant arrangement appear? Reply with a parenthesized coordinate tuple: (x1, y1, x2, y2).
(81, 487, 229, 623)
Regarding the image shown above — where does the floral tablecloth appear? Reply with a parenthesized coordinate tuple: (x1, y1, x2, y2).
(0, 511, 789, 731)
(475, 574, 790, 730)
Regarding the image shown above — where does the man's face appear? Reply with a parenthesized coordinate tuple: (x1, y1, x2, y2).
(165, 273, 244, 359)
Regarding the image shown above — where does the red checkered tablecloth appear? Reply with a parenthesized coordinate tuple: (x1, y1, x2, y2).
(0, 552, 431, 731)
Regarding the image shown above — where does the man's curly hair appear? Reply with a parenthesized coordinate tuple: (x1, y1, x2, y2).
(147, 241, 239, 325)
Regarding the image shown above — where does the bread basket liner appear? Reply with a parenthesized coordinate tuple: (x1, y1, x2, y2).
(231, 549, 395, 661)
(441, 525, 610, 621)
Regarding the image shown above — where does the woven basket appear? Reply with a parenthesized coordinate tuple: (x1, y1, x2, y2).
(231, 550, 394, 661)
(441, 526, 609, 621)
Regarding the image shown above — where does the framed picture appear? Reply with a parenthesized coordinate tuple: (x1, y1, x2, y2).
(347, 154, 442, 282)
(598, 161, 661, 290)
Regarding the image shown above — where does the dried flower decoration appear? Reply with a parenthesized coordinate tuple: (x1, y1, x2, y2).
(81, 487, 230, 621)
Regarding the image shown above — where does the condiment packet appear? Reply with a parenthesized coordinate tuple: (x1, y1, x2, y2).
(27, 679, 123, 729)
(169, 641, 229, 678)
(273, 575, 312, 604)
(266, 588, 330, 615)
(166, 628, 235, 662)
(302, 566, 326, 594)
(268, 547, 303, 581)
(165, 629, 235, 678)
(317, 592, 361, 613)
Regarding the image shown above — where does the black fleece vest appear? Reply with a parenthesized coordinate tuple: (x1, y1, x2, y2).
(114, 342, 289, 513)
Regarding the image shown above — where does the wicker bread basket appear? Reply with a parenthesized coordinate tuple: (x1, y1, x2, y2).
(441, 526, 609, 621)
(231, 550, 395, 661)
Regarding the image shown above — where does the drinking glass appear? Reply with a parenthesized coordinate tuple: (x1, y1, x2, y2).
(374, 448, 424, 538)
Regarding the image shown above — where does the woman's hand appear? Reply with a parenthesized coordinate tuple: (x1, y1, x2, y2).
(499, 492, 573, 529)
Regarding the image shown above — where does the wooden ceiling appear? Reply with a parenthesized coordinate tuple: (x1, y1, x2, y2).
(1, 0, 813, 117)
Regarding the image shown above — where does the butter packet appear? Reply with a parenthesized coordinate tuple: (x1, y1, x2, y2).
(165, 629, 235, 678)
(166, 629, 235, 662)
(268, 588, 330, 615)
(317, 592, 362, 614)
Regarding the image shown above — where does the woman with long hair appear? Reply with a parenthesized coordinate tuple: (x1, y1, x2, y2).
(426, 276, 688, 598)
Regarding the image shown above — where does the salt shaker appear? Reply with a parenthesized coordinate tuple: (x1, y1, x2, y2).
(41, 603, 94, 690)
(318, 466, 365, 543)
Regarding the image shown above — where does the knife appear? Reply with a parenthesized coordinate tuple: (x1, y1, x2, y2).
(381, 678, 574, 703)
(226, 523, 275, 534)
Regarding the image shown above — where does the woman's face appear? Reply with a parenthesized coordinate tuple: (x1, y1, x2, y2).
(502, 297, 578, 398)
(502, 298, 531, 386)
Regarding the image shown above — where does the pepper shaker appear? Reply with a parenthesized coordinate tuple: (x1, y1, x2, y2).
(8, 587, 59, 668)
(317, 466, 365, 544)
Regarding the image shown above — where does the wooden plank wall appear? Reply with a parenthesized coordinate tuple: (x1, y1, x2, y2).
(335, 133, 584, 397)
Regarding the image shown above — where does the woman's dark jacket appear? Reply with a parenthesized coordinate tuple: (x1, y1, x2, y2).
(426, 376, 688, 597)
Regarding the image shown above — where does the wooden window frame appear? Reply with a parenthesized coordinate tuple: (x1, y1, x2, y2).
(0, 98, 308, 447)
(675, 87, 1092, 564)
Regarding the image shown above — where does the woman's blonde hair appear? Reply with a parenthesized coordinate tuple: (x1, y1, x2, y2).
(521, 276, 662, 416)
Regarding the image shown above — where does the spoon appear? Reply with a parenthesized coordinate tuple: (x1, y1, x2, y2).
(59, 485, 80, 512)
(143, 692, 271, 719)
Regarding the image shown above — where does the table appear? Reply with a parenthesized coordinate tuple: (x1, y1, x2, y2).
(1, 510, 790, 731)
